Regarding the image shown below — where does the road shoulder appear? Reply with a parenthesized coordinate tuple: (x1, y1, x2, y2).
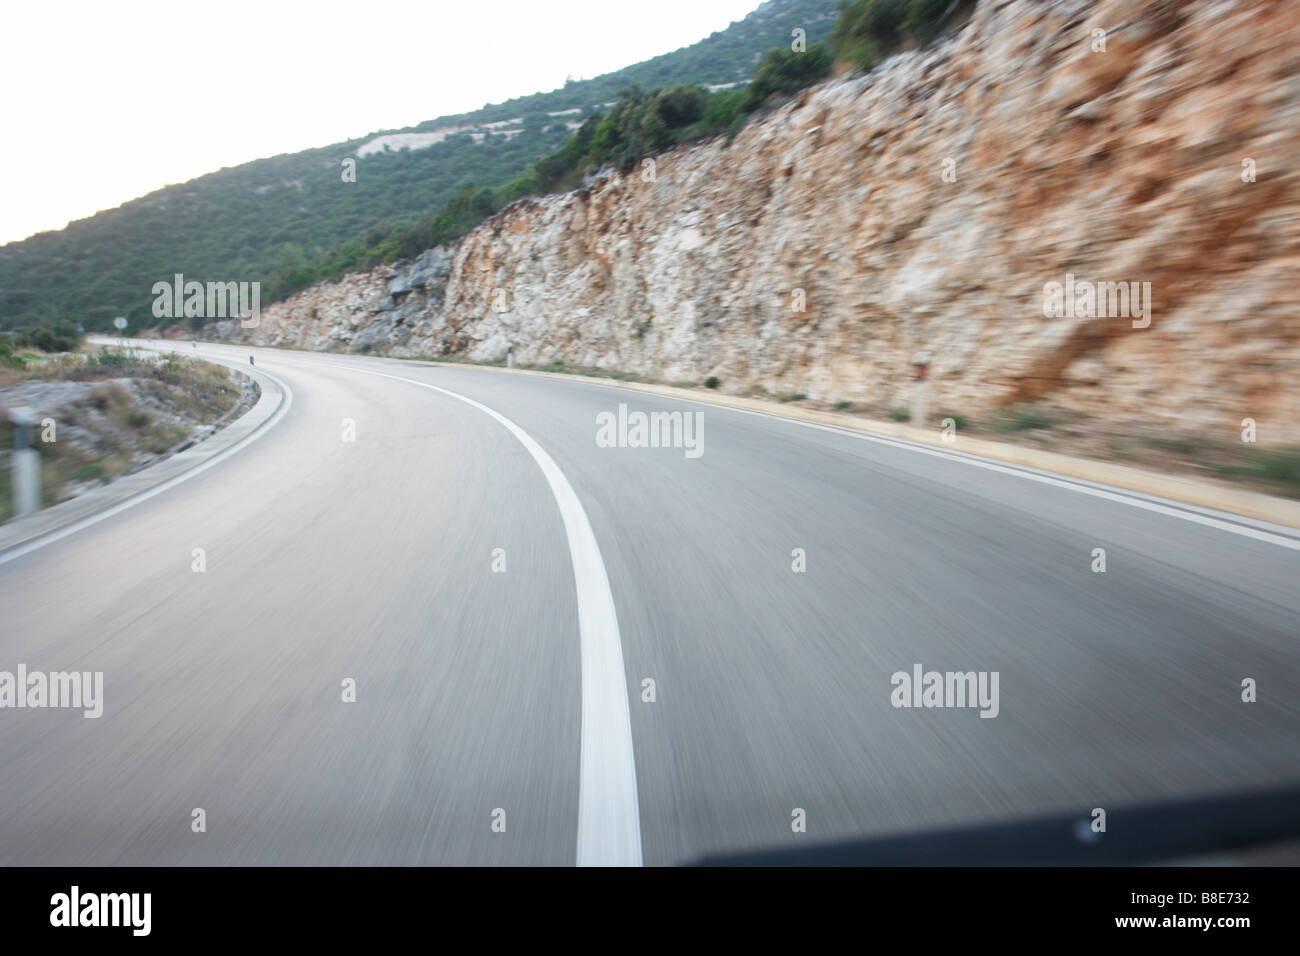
(0, 354, 286, 557)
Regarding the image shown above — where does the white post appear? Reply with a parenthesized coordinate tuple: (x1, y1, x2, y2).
(911, 379, 929, 429)
(507, 345, 514, 369)
(910, 351, 931, 428)
(13, 450, 39, 516)
(9, 408, 40, 517)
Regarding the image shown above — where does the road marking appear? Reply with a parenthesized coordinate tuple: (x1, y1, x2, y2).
(202, 347, 1300, 553)
(737, 413, 1300, 553)
(0, 366, 293, 567)
(321, 364, 643, 867)
(464, 370, 1300, 554)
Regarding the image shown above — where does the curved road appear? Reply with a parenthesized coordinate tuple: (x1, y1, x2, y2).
(1, 341, 1298, 865)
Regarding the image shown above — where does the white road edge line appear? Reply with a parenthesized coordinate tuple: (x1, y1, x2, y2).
(320, 363, 643, 868)
(484, 371, 1300, 554)
(0, 367, 294, 567)
(733, 411, 1300, 553)
(222, 349, 1300, 553)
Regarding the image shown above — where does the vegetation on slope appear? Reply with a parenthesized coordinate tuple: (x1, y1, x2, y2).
(1, 0, 975, 336)
(259, 0, 977, 301)
(829, 0, 978, 71)
(0, 0, 840, 334)
(292, 44, 837, 293)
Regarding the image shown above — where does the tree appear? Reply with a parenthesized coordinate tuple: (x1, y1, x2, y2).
(744, 45, 832, 112)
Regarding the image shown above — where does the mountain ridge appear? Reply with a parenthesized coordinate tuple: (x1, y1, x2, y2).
(0, 0, 840, 332)
(195, 0, 1300, 460)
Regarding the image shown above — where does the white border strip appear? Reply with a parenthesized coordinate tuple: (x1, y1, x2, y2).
(321, 363, 642, 867)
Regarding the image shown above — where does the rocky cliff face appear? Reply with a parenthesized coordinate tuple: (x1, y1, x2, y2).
(207, 0, 1300, 442)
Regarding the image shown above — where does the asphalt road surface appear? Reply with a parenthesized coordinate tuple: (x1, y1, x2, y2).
(2, 341, 1298, 865)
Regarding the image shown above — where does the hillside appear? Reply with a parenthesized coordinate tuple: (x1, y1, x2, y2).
(0, 0, 839, 333)
(199, 0, 1300, 484)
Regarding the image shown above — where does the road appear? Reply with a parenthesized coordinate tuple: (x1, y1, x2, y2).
(1, 341, 1298, 865)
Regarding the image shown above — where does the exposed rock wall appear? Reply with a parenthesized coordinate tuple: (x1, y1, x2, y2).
(208, 0, 1300, 441)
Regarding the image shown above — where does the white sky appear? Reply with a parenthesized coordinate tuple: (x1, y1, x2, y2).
(0, 0, 761, 245)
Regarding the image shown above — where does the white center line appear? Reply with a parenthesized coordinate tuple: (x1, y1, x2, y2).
(320, 363, 643, 868)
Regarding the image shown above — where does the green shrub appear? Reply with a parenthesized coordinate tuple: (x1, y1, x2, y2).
(994, 409, 1054, 432)
(700, 89, 747, 138)
(91, 348, 133, 368)
(13, 321, 81, 353)
(1256, 449, 1300, 484)
(72, 463, 107, 483)
(0, 340, 24, 369)
(744, 45, 832, 112)
(1214, 448, 1300, 496)
(830, 0, 976, 71)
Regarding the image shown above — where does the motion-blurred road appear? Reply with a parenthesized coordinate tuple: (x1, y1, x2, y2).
(2, 342, 1298, 865)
